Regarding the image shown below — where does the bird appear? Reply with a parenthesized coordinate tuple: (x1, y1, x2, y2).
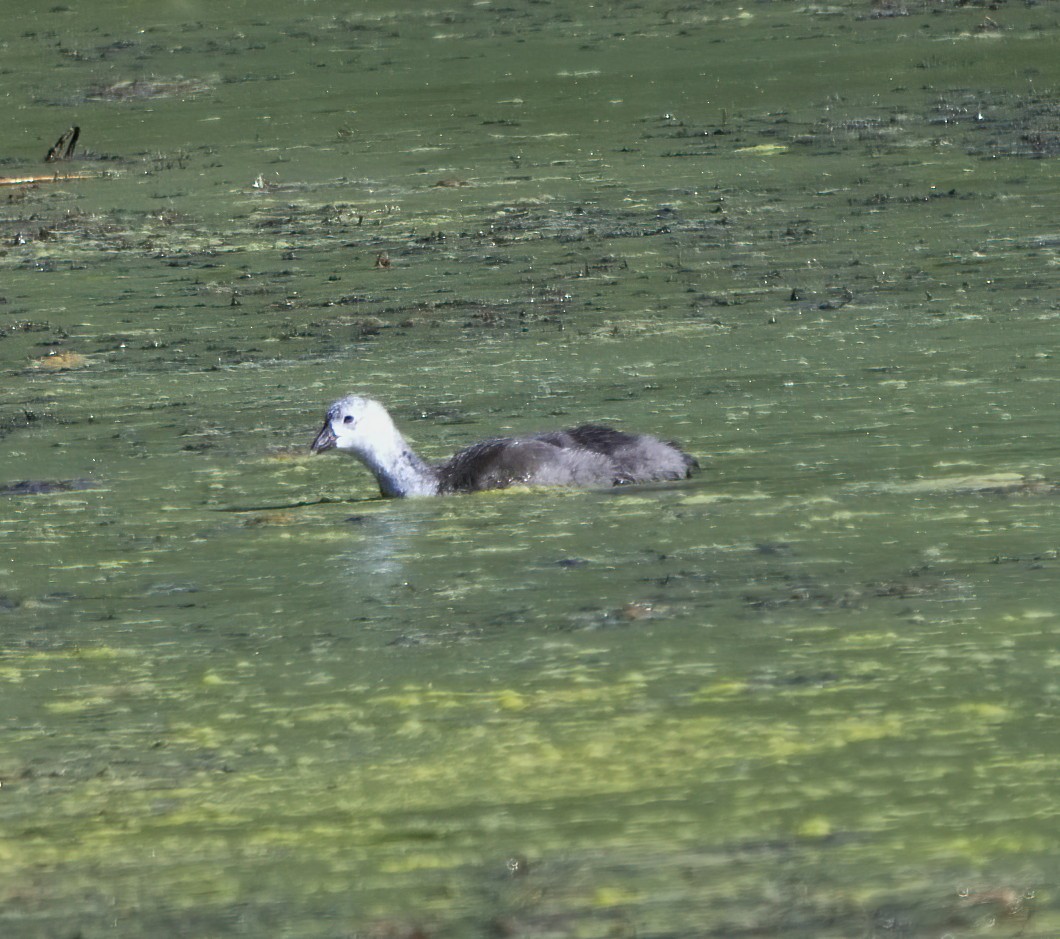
(310, 395, 698, 498)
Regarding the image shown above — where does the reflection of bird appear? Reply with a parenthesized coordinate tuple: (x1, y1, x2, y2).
(311, 395, 698, 498)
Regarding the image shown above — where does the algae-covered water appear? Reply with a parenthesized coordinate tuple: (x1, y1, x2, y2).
(1, 1, 1058, 936)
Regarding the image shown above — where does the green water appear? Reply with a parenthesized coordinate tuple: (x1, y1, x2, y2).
(1, 1, 1057, 936)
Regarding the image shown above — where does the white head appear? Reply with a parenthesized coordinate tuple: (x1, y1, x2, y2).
(310, 395, 401, 459)
(311, 395, 437, 497)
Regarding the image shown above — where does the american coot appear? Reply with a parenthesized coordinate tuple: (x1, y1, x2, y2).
(311, 395, 698, 498)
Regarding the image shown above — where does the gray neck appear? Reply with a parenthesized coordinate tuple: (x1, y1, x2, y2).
(357, 441, 438, 498)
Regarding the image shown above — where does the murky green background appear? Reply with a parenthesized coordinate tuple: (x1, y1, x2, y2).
(2, 1, 1057, 936)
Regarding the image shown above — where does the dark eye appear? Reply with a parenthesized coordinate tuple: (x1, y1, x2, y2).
(343, 415, 354, 425)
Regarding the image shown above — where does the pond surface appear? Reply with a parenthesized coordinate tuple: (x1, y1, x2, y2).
(1, 1, 1058, 936)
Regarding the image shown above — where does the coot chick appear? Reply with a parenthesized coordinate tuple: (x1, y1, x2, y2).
(311, 395, 698, 498)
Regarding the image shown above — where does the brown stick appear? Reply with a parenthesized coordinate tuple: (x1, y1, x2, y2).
(0, 173, 95, 186)
(45, 126, 80, 162)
